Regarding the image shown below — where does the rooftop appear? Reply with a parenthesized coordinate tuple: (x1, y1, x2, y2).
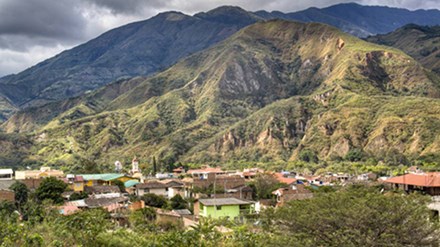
(124, 180, 140, 188)
(187, 167, 224, 174)
(384, 173, 440, 187)
(136, 181, 169, 189)
(79, 174, 125, 181)
(199, 197, 254, 206)
(274, 173, 296, 185)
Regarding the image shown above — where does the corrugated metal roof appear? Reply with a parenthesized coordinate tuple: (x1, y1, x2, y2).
(124, 180, 139, 188)
(79, 174, 124, 181)
(199, 198, 254, 206)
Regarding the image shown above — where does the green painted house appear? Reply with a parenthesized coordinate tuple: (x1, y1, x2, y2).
(198, 198, 255, 219)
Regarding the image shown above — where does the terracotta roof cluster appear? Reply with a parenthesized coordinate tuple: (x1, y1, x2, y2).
(384, 173, 440, 187)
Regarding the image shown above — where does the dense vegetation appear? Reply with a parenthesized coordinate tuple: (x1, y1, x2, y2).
(0, 183, 437, 246)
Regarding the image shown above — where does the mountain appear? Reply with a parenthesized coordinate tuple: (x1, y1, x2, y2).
(2, 3, 440, 122)
(366, 24, 440, 74)
(255, 3, 440, 37)
(0, 6, 261, 111)
(4, 20, 440, 169)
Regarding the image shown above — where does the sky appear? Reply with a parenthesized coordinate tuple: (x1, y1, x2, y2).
(1, 0, 440, 77)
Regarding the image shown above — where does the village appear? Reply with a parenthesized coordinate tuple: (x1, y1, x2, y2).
(1, 157, 440, 228)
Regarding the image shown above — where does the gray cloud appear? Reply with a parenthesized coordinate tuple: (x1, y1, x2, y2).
(1, 0, 440, 77)
(0, 0, 87, 41)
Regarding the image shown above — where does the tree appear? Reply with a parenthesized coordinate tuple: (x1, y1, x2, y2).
(141, 193, 168, 208)
(262, 187, 439, 246)
(60, 209, 110, 246)
(170, 194, 187, 210)
(129, 207, 157, 230)
(345, 148, 364, 162)
(35, 177, 67, 204)
(299, 149, 318, 163)
(9, 181, 29, 210)
(69, 191, 88, 201)
(250, 173, 284, 200)
(152, 156, 157, 175)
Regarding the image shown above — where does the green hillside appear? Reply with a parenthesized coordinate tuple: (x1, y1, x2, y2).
(3, 20, 440, 169)
(367, 24, 440, 75)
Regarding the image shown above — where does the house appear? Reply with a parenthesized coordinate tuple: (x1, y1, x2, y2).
(80, 174, 135, 186)
(172, 209, 193, 219)
(124, 180, 140, 194)
(85, 185, 121, 198)
(196, 197, 255, 219)
(0, 169, 13, 180)
(61, 175, 85, 192)
(135, 181, 169, 197)
(155, 208, 184, 227)
(59, 205, 80, 215)
(187, 166, 226, 179)
(15, 167, 64, 180)
(240, 168, 264, 180)
(192, 174, 246, 191)
(274, 173, 297, 185)
(384, 172, 440, 195)
(65, 196, 129, 212)
(173, 167, 185, 175)
(211, 185, 254, 200)
(161, 179, 184, 198)
(356, 172, 378, 181)
(272, 183, 313, 207)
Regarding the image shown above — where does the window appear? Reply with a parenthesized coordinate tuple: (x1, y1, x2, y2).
(144, 189, 150, 193)
(216, 205, 222, 210)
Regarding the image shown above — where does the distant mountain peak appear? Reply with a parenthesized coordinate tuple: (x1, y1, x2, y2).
(195, 5, 262, 25)
(154, 11, 189, 21)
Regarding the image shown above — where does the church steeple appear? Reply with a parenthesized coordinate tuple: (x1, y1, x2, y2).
(132, 156, 139, 173)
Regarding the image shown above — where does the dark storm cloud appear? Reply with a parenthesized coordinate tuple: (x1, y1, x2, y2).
(82, 0, 167, 15)
(0, 0, 87, 44)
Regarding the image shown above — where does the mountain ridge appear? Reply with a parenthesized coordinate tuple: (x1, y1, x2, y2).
(2, 3, 440, 121)
(3, 20, 440, 168)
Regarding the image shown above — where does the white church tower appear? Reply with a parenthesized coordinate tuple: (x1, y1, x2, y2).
(131, 156, 140, 173)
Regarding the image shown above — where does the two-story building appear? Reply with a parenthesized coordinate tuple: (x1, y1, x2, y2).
(196, 197, 255, 219)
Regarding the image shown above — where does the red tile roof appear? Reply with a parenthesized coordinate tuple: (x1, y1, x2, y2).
(384, 173, 440, 187)
(274, 173, 296, 185)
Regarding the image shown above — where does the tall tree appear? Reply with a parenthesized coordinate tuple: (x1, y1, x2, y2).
(9, 181, 29, 210)
(35, 177, 67, 204)
(262, 187, 439, 246)
(152, 156, 157, 176)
